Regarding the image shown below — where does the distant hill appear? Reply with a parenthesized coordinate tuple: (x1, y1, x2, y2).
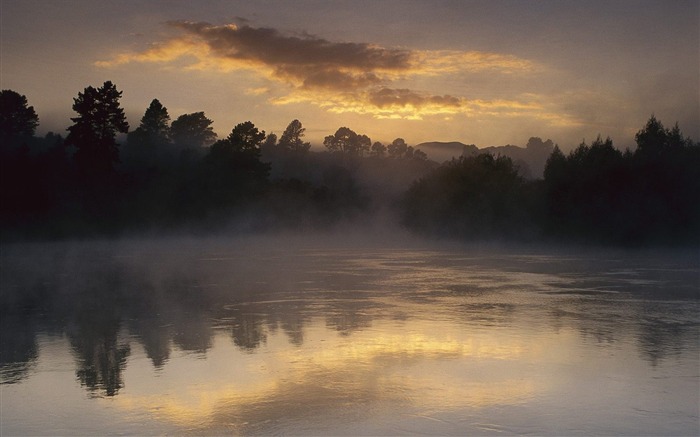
(416, 137, 555, 179)
(415, 141, 475, 163)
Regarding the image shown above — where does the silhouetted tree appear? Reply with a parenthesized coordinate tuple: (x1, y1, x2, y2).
(370, 141, 386, 157)
(129, 99, 170, 144)
(665, 122, 693, 150)
(388, 138, 408, 158)
(413, 148, 428, 160)
(323, 127, 370, 156)
(0, 90, 39, 140)
(170, 112, 216, 149)
(385, 138, 427, 160)
(543, 144, 566, 182)
(402, 154, 534, 238)
(628, 116, 700, 242)
(124, 99, 172, 167)
(225, 120, 266, 152)
(141, 99, 170, 138)
(543, 136, 626, 238)
(357, 134, 371, 156)
(262, 121, 314, 181)
(324, 127, 350, 154)
(65, 81, 129, 178)
(634, 115, 667, 156)
(542, 118, 700, 244)
(201, 121, 271, 207)
(278, 119, 310, 153)
(260, 132, 277, 157)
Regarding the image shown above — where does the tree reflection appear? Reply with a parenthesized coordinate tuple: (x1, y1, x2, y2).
(230, 313, 268, 351)
(326, 311, 372, 336)
(280, 317, 305, 346)
(171, 310, 213, 354)
(547, 287, 699, 366)
(0, 315, 38, 384)
(1, 241, 698, 398)
(132, 317, 171, 368)
(69, 316, 130, 397)
(636, 313, 698, 366)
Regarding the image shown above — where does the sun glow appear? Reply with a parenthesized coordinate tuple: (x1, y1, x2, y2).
(94, 21, 566, 126)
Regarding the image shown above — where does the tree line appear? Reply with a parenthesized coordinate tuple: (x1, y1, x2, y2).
(1, 82, 698, 245)
(403, 118, 699, 244)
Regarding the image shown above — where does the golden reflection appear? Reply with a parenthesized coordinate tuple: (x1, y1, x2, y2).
(290, 331, 528, 364)
(112, 320, 555, 432)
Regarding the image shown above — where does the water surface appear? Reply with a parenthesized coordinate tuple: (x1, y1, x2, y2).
(1, 236, 698, 435)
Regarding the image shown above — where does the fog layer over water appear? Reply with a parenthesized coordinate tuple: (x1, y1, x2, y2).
(1, 234, 698, 435)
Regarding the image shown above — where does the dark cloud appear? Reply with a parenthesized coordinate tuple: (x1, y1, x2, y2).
(168, 20, 412, 72)
(299, 69, 382, 90)
(368, 88, 462, 108)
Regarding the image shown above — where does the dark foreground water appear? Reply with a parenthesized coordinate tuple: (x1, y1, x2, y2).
(1, 235, 698, 435)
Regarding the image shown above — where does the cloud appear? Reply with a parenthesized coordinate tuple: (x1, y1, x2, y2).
(170, 21, 412, 70)
(368, 88, 462, 109)
(269, 87, 576, 125)
(245, 87, 270, 96)
(95, 37, 209, 67)
(162, 20, 413, 88)
(96, 21, 552, 121)
(414, 50, 539, 75)
(269, 88, 464, 120)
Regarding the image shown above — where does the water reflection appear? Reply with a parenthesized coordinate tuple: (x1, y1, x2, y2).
(0, 315, 38, 384)
(108, 324, 543, 434)
(0, 238, 698, 434)
(69, 319, 130, 397)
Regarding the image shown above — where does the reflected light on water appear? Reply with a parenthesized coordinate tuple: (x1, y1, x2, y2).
(110, 317, 561, 432)
(1, 240, 698, 435)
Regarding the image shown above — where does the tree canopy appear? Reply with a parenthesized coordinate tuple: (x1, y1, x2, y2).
(222, 121, 266, 153)
(135, 99, 170, 142)
(65, 81, 128, 177)
(323, 127, 371, 156)
(202, 121, 270, 206)
(402, 154, 531, 237)
(0, 90, 39, 139)
(278, 119, 310, 153)
(170, 112, 216, 149)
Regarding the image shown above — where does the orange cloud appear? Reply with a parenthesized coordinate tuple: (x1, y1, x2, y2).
(414, 50, 540, 75)
(96, 21, 560, 122)
(269, 88, 568, 122)
(95, 37, 209, 67)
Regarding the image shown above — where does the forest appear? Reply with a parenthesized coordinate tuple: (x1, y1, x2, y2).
(1, 81, 699, 245)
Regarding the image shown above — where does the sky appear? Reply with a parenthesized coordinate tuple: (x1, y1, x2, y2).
(1, 0, 698, 151)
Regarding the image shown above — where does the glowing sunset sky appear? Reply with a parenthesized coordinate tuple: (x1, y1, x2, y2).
(2, 0, 698, 150)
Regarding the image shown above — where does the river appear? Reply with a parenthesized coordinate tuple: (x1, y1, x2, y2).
(1, 235, 698, 435)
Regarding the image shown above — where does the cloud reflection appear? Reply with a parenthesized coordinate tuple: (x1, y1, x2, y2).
(113, 321, 539, 433)
(3, 240, 698, 434)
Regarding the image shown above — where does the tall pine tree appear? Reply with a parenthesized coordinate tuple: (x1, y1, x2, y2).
(66, 81, 128, 178)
